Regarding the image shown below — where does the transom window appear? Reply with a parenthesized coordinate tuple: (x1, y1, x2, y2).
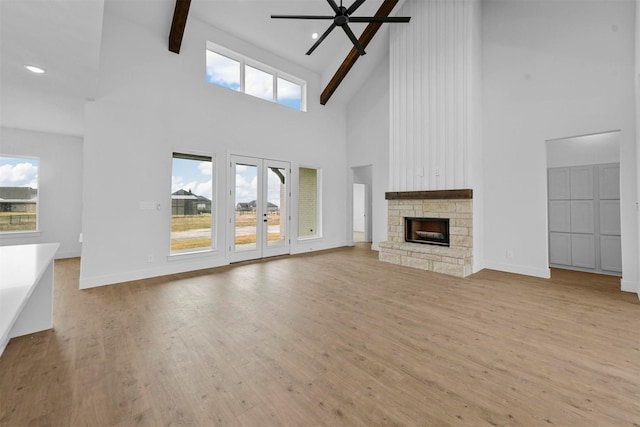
(206, 41, 306, 112)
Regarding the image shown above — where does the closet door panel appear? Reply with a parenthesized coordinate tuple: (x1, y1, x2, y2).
(570, 166, 593, 199)
(600, 235, 622, 273)
(571, 234, 595, 269)
(549, 233, 571, 265)
(570, 200, 594, 234)
(549, 201, 571, 232)
(548, 168, 570, 200)
(600, 200, 621, 236)
(599, 164, 620, 199)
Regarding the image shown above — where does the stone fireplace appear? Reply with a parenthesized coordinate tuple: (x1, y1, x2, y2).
(379, 190, 473, 277)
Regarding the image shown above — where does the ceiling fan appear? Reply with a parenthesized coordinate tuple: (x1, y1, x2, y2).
(271, 0, 411, 56)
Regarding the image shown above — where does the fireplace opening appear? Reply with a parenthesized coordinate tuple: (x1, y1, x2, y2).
(405, 217, 450, 246)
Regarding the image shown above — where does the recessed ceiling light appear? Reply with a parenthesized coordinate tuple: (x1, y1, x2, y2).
(24, 65, 46, 74)
(311, 33, 319, 40)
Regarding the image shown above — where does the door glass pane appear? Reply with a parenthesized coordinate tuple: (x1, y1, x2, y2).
(235, 163, 258, 251)
(245, 65, 273, 101)
(267, 167, 286, 248)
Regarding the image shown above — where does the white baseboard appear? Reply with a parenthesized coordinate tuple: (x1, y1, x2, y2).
(290, 241, 347, 255)
(483, 261, 551, 279)
(79, 258, 230, 289)
(80, 242, 350, 289)
(55, 249, 81, 259)
(621, 278, 639, 294)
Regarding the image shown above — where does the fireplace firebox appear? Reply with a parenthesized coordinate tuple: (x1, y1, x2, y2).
(405, 217, 450, 246)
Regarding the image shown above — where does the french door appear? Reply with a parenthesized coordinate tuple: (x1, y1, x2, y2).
(229, 155, 290, 262)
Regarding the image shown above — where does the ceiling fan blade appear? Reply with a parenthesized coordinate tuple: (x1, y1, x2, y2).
(271, 15, 334, 19)
(346, 0, 367, 15)
(306, 23, 337, 55)
(349, 16, 411, 23)
(342, 24, 365, 55)
(326, 0, 341, 14)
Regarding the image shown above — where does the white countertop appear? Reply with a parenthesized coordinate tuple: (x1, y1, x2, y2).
(0, 243, 59, 338)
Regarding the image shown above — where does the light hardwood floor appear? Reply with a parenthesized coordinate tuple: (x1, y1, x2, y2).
(1, 244, 639, 426)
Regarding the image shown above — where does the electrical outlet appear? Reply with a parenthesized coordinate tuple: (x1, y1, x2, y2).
(506, 250, 514, 259)
(147, 255, 154, 263)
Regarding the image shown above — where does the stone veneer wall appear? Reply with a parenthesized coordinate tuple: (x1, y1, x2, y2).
(379, 198, 473, 277)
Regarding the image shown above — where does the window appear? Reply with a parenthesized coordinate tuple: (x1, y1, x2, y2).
(171, 153, 213, 253)
(206, 41, 306, 111)
(205, 50, 240, 91)
(298, 167, 320, 238)
(277, 77, 303, 110)
(245, 65, 274, 101)
(0, 155, 39, 233)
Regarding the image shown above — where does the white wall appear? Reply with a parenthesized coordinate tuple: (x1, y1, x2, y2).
(80, 11, 349, 288)
(483, 0, 638, 290)
(546, 131, 620, 168)
(346, 56, 390, 251)
(389, 0, 481, 191)
(636, 0, 640, 298)
(0, 127, 83, 258)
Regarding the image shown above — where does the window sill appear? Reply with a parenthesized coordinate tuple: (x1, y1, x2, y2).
(167, 248, 219, 262)
(0, 231, 42, 239)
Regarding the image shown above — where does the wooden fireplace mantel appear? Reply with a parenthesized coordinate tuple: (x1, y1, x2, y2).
(385, 189, 473, 200)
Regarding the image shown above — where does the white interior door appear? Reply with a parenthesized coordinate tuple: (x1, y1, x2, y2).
(353, 183, 366, 242)
(230, 155, 290, 262)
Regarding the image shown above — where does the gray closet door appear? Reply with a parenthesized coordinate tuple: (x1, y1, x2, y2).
(548, 163, 620, 275)
(598, 164, 621, 273)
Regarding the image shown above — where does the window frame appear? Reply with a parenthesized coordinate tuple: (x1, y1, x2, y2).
(0, 154, 40, 236)
(169, 152, 216, 256)
(206, 41, 307, 112)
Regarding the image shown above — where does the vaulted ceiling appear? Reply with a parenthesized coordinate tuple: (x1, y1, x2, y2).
(0, 0, 406, 135)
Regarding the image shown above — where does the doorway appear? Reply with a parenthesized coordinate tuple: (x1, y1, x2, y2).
(229, 155, 290, 262)
(546, 131, 621, 276)
(351, 165, 372, 244)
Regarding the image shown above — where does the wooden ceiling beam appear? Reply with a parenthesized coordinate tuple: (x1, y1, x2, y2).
(320, 0, 399, 105)
(169, 0, 191, 54)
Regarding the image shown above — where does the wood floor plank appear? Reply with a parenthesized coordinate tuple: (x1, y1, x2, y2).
(1, 245, 639, 426)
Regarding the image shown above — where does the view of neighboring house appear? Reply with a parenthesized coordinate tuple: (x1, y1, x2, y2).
(171, 189, 211, 215)
(0, 187, 37, 212)
(236, 200, 279, 214)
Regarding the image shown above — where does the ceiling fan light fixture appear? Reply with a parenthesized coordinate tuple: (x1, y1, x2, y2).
(271, 0, 410, 56)
(24, 65, 46, 74)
